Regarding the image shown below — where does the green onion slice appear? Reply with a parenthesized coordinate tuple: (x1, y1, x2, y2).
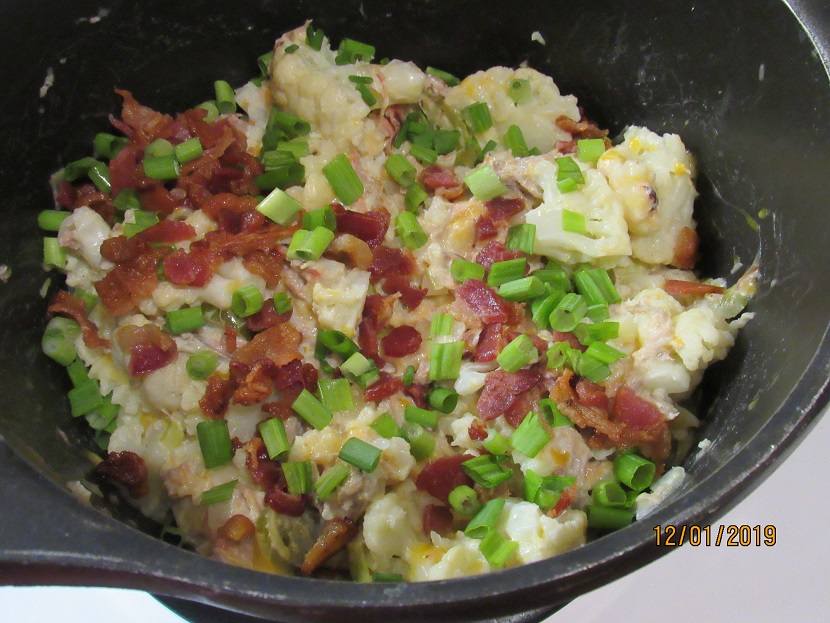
(464, 498, 505, 538)
(292, 389, 333, 430)
(338, 438, 382, 472)
(323, 154, 364, 205)
(200, 480, 238, 506)
(186, 351, 218, 380)
(496, 334, 538, 373)
(464, 165, 508, 201)
(197, 419, 234, 468)
(259, 417, 290, 460)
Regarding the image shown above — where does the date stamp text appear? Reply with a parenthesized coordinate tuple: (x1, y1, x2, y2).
(653, 524, 776, 547)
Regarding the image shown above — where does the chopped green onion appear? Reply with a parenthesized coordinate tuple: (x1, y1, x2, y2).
(585, 341, 626, 364)
(256, 187, 301, 225)
(428, 341, 464, 381)
(67, 361, 90, 387)
(197, 419, 233, 468)
(464, 498, 505, 538)
(41, 317, 80, 366)
(573, 270, 606, 307)
(68, 379, 103, 417)
(577, 138, 606, 163)
(562, 210, 589, 237)
(335, 38, 375, 65)
(292, 389, 333, 430)
(404, 404, 439, 429)
(462, 102, 493, 133)
(306, 22, 324, 51)
(464, 165, 507, 201)
(323, 154, 364, 205)
(530, 290, 565, 329)
(451, 258, 486, 283)
(85, 395, 119, 432)
(213, 80, 237, 114)
(62, 157, 101, 182)
(318, 330, 359, 359)
(186, 351, 218, 380)
(487, 257, 526, 287)
(578, 354, 611, 383)
(283, 460, 313, 495)
(613, 452, 656, 492)
(546, 341, 574, 370)
(408, 143, 438, 166)
(533, 262, 572, 291)
(586, 505, 634, 531)
(395, 211, 428, 249)
(318, 378, 355, 412)
(143, 154, 180, 180)
(93, 132, 127, 159)
(549, 293, 587, 332)
(165, 306, 205, 335)
(255, 162, 305, 190)
(348, 75, 373, 85)
(339, 437, 382, 472)
(462, 454, 512, 488)
(433, 129, 461, 155)
(448, 484, 481, 516)
(592, 480, 629, 508)
(503, 124, 529, 157)
(259, 417, 290, 460)
(426, 66, 460, 86)
(508, 79, 532, 104)
(314, 462, 351, 499)
(427, 387, 458, 414)
(539, 398, 573, 428)
(483, 432, 510, 456)
(87, 161, 112, 193)
(268, 109, 311, 138)
(174, 137, 204, 164)
(586, 303, 610, 322)
(498, 275, 545, 302)
(258, 50, 274, 75)
(287, 227, 335, 261)
(145, 138, 175, 158)
(200, 480, 237, 506)
(402, 365, 416, 387)
(523, 469, 575, 511)
(556, 156, 585, 193)
(586, 268, 621, 303)
(272, 292, 292, 315)
(302, 205, 336, 231)
(505, 223, 536, 254)
(341, 352, 380, 389)
(370, 412, 401, 439)
(479, 530, 518, 568)
(38, 210, 69, 232)
(197, 101, 219, 122)
(401, 422, 435, 460)
(123, 210, 159, 238)
(354, 82, 377, 106)
(574, 321, 619, 345)
(275, 140, 309, 159)
(510, 411, 551, 458)
(497, 334, 538, 373)
(113, 189, 140, 212)
(372, 572, 404, 582)
(385, 154, 417, 187)
(405, 182, 429, 212)
(430, 313, 454, 337)
(231, 285, 264, 318)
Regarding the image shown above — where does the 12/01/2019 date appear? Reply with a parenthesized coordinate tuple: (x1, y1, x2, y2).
(653, 524, 776, 547)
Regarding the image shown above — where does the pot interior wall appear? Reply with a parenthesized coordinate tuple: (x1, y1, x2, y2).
(0, 0, 828, 614)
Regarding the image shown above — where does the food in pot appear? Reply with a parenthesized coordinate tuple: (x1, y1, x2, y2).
(40, 22, 756, 581)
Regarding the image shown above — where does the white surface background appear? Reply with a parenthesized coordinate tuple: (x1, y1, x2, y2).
(2, 411, 828, 623)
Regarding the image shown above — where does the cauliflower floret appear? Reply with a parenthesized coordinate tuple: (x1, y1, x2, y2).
(598, 127, 697, 265)
(307, 259, 370, 338)
(141, 356, 205, 415)
(362, 481, 430, 571)
(58, 206, 113, 270)
(499, 501, 587, 564)
(415, 534, 491, 580)
(673, 306, 736, 371)
(526, 159, 632, 263)
(234, 80, 272, 155)
(635, 466, 685, 519)
(444, 66, 579, 153)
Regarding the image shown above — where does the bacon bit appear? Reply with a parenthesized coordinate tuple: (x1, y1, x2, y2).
(95, 244, 169, 316)
(163, 248, 218, 287)
(555, 140, 577, 154)
(364, 372, 404, 403)
(55, 180, 77, 208)
(116, 89, 174, 144)
(218, 515, 256, 542)
(232, 323, 302, 368)
(47, 290, 110, 349)
(475, 240, 526, 270)
(552, 331, 585, 352)
(138, 185, 180, 216)
(612, 386, 663, 430)
(243, 248, 286, 288)
(201, 193, 260, 228)
(195, 224, 293, 261)
(475, 323, 505, 362)
(416, 454, 475, 504)
(265, 489, 306, 517)
(273, 359, 318, 405)
(455, 279, 513, 324)
(475, 215, 499, 241)
(381, 325, 422, 358)
(233, 359, 278, 406)
(403, 383, 429, 409)
(672, 226, 698, 269)
(70, 183, 116, 224)
(327, 233, 373, 270)
(136, 220, 196, 244)
(507, 330, 547, 356)
(368, 245, 415, 283)
(555, 114, 609, 140)
(223, 326, 238, 353)
(504, 392, 536, 428)
(244, 437, 284, 490)
(178, 107, 227, 150)
(261, 401, 295, 419)
(301, 518, 358, 576)
(96, 450, 148, 498)
(477, 369, 541, 421)
(381, 275, 427, 310)
(423, 504, 454, 536)
(246, 298, 290, 333)
(420, 165, 464, 199)
(575, 378, 610, 411)
(468, 419, 488, 441)
(108, 143, 140, 195)
(358, 294, 393, 364)
(334, 205, 390, 249)
(200, 374, 235, 418)
(116, 324, 177, 376)
(663, 279, 725, 297)
(546, 486, 574, 519)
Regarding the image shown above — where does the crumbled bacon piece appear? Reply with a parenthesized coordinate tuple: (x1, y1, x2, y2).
(423, 504, 454, 536)
(116, 89, 174, 144)
(477, 369, 541, 421)
(552, 331, 586, 352)
(218, 515, 256, 542)
(95, 243, 169, 316)
(108, 143, 140, 195)
(663, 279, 725, 297)
(244, 437, 284, 490)
(233, 359, 278, 406)
(96, 450, 148, 498)
(232, 323, 301, 368)
(301, 519, 358, 576)
(475, 323, 505, 362)
(468, 419, 489, 441)
(265, 489, 306, 517)
(47, 290, 110, 349)
(364, 372, 403, 403)
(358, 294, 393, 364)
(115, 324, 177, 376)
(404, 383, 429, 409)
(245, 298, 290, 333)
(136, 220, 196, 244)
(273, 359, 318, 404)
(455, 279, 514, 324)
(381, 325, 422, 358)
(199, 374, 235, 418)
(475, 197, 525, 240)
(163, 248, 219, 287)
(243, 248, 286, 288)
(575, 378, 609, 411)
(547, 486, 575, 519)
(475, 240, 526, 270)
(672, 226, 698, 269)
(420, 165, 464, 199)
(334, 205, 390, 248)
(415, 454, 475, 504)
(612, 385, 663, 430)
(555, 114, 609, 140)
(368, 245, 415, 283)
(381, 274, 427, 309)
(138, 185, 180, 216)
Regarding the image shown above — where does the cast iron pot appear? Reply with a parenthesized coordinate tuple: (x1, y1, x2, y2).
(1, 1, 829, 621)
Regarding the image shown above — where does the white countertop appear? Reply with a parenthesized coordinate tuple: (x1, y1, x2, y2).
(2, 411, 827, 623)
